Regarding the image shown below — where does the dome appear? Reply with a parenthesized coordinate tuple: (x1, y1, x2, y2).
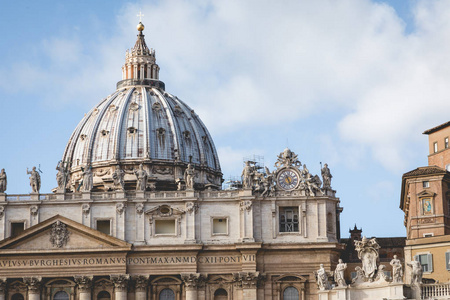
(60, 24, 222, 192)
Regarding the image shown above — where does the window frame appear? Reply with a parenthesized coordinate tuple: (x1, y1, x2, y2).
(9, 220, 26, 238)
(415, 253, 433, 273)
(445, 137, 449, 149)
(434, 142, 438, 153)
(154, 219, 177, 236)
(211, 216, 229, 236)
(279, 206, 300, 234)
(95, 218, 112, 235)
(446, 252, 450, 271)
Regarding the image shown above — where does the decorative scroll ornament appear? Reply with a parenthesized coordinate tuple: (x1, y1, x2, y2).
(136, 203, 144, 215)
(82, 204, 90, 216)
(240, 200, 252, 212)
(49, 221, 70, 248)
(110, 274, 129, 292)
(74, 276, 93, 292)
(354, 237, 380, 282)
(116, 203, 126, 215)
(23, 277, 42, 294)
(233, 272, 263, 288)
(181, 273, 201, 289)
(185, 202, 198, 214)
(133, 275, 149, 292)
(30, 205, 39, 216)
(274, 148, 301, 169)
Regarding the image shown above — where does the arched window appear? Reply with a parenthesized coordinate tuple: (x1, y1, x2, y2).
(159, 289, 175, 300)
(283, 286, 299, 300)
(97, 291, 111, 300)
(11, 294, 24, 300)
(214, 288, 228, 300)
(54, 291, 69, 300)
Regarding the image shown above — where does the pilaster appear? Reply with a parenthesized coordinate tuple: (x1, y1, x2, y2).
(74, 276, 93, 300)
(111, 274, 129, 300)
(24, 277, 42, 300)
(133, 275, 149, 300)
(181, 273, 202, 300)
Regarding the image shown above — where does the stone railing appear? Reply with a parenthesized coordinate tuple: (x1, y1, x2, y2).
(422, 283, 450, 299)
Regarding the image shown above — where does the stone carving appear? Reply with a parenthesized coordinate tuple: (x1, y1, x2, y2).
(49, 220, 70, 248)
(354, 237, 380, 281)
(81, 165, 93, 192)
(82, 204, 90, 216)
(315, 264, 331, 290)
(176, 178, 184, 191)
(74, 276, 93, 292)
(375, 265, 389, 282)
(30, 205, 39, 216)
(261, 167, 274, 197)
(116, 203, 126, 215)
(56, 161, 70, 192)
(0, 206, 4, 220)
(321, 163, 332, 189)
(301, 164, 323, 196)
(351, 266, 365, 285)
(334, 259, 347, 287)
(181, 273, 201, 288)
(390, 255, 403, 283)
(241, 161, 253, 189)
(27, 166, 41, 193)
(23, 276, 42, 294)
(233, 272, 262, 288)
(275, 148, 301, 168)
(240, 200, 252, 212)
(133, 275, 149, 292)
(134, 164, 148, 191)
(0, 278, 6, 292)
(112, 166, 125, 190)
(0, 169, 6, 193)
(110, 274, 129, 292)
(185, 202, 198, 214)
(153, 166, 173, 175)
(407, 260, 423, 286)
(136, 203, 144, 215)
(184, 163, 195, 190)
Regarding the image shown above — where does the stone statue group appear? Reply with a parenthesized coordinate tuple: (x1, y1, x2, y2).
(316, 237, 423, 291)
(0, 160, 198, 194)
(241, 148, 333, 196)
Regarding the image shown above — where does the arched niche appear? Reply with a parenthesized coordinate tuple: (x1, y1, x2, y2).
(150, 276, 182, 300)
(44, 278, 76, 300)
(93, 278, 114, 300)
(8, 281, 27, 300)
(214, 288, 228, 300)
(207, 275, 234, 300)
(273, 274, 307, 300)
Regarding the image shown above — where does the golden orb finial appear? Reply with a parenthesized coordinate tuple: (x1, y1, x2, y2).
(137, 22, 145, 32)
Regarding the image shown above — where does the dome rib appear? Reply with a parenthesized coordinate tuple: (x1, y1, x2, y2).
(114, 88, 134, 160)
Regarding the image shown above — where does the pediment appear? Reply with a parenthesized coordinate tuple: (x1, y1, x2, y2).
(417, 190, 436, 198)
(145, 204, 185, 217)
(0, 215, 131, 252)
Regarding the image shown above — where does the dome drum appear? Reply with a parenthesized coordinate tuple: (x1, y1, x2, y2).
(117, 79, 165, 90)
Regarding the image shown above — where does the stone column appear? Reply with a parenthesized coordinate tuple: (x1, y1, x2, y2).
(184, 201, 198, 243)
(115, 203, 127, 240)
(233, 272, 262, 300)
(135, 203, 145, 244)
(133, 275, 149, 300)
(240, 200, 254, 242)
(24, 277, 42, 300)
(181, 273, 201, 300)
(111, 275, 129, 300)
(74, 276, 93, 300)
(0, 278, 6, 300)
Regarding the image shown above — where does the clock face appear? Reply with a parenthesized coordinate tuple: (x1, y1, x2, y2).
(277, 169, 299, 190)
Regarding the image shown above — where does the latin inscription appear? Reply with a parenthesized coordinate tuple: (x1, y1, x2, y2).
(0, 255, 255, 269)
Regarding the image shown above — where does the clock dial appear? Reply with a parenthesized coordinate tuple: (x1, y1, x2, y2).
(277, 169, 299, 190)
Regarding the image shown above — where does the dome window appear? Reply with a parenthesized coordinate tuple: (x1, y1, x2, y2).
(101, 130, 109, 136)
(130, 102, 139, 111)
(109, 105, 117, 112)
(80, 134, 87, 141)
(92, 108, 99, 116)
(152, 102, 161, 111)
(128, 127, 137, 134)
(183, 131, 191, 140)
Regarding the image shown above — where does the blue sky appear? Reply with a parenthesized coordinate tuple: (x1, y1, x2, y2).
(1, 0, 449, 238)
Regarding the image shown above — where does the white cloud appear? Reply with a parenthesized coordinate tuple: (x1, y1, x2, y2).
(1, 0, 450, 174)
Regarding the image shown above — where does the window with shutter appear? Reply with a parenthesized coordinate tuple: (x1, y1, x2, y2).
(416, 253, 433, 272)
(446, 252, 450, 271)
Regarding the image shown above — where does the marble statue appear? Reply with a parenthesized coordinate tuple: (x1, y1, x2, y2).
(316, 264, 331, 290)
(27, 166, 41, 193)
(275, 148, 301, 168)
(184, 163, 195, 190)
(376, 265, 389, 282)
(81, 165, 93, 192)
(334, 259, 347, 287)
(301, 164, 324, 196)
(241, 161, 253, 189)
(321, 163, 332, 189)
(351, 266, 365, 284)
(407, 260, 423, 286)
(261, 166, 273, 197)
(56, 161, 70, 192)
(0, 169, 6, 193)
(134, 164, 148, 191)
(112, 166, 125, 190)
(354, 237, 380, 281)
(390, 255, 403, 283)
